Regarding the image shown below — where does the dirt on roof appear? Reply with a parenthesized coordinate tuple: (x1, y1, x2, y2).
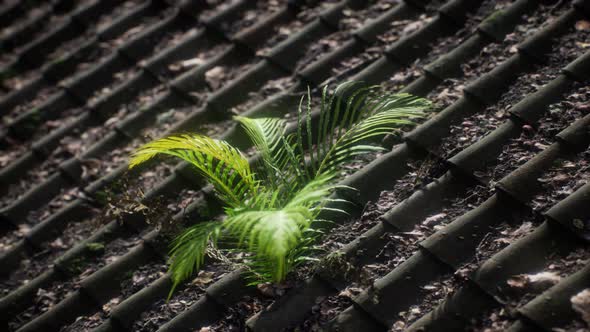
(0, 0, 589, 331)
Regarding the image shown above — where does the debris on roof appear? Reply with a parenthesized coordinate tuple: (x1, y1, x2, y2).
(0, 0, 589, 331)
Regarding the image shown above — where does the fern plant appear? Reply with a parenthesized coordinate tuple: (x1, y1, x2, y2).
(128, 82, 431, 294)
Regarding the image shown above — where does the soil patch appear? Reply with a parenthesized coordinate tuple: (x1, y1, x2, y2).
(130, 261, 231, 331)
(466, 247, 590, 332)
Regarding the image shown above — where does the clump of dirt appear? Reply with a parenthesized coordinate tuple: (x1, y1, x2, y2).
(60, 261, 168, 332)
(255, 0, 341, 57)
(295, 0, 399, 74)
(6, 230, 143, 331)
(222, 0, 284, 38)
(163, 42, 231, 80)
(203, 294, 275, 331)
(318, 156, 447, 255)
(297, 292, 356, 331)
(455, 212, 545, 281)
(2, 83, 61, 124)
(0, 206, 105, 297)
(328, 0, 448, 81)
(534, 147, 590, 212)
(467, 247, 590, 331)
(131, 261, 231, 331)
(390, 272, 458, 331)
(8, 279, 78, 331)
(230, 76, 297, 115)
(59, 308, 109, 331)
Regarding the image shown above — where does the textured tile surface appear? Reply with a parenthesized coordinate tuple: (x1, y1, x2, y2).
(0, 0, 589, 331)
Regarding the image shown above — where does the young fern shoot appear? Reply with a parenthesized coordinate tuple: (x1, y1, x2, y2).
(128, 82, 431, 295)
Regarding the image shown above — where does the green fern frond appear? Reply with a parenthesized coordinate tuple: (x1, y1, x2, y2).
(234, 116, 299, 189)
(223, 207, 313, 282)
(243, 232, 320, 285)
(129, 134, 257, 207)
(316, 92, 430, 177)
(233, 116, 285, 172)
(284, 173, 338, 210)
(168, 221, 222, 299)
(129, 81, 432, 293)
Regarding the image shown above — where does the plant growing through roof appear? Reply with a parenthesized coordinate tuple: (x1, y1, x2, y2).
(128, 82, 431, 295)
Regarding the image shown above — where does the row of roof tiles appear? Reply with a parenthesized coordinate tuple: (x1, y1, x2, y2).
(0, 0, 589, 331)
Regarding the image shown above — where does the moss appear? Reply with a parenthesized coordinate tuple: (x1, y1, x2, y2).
(51, 56, 67, 66)
(30, 108, 40, 116)
(0, 68, 16, 81)
(21, 110, 42, 131)
(196, 201, 212, 218)
(123, 270, 134, 281)
(108, 179, 126, 194)
(62, 257, 87, 275)
(482, 9, 505, 25)
(93, 190, 110, 205)
(86, 242, 105, 253)
(19, 113, 41, 135)
(317, 251, 358, 282)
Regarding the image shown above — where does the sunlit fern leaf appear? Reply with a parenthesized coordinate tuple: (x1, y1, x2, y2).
(129, 81, 432, 293)
(313, 82, 376, 170)
(284, 173, 338, 210)
(233, 116, 289, 187)
(129, 134, 257, 208)
(222, 207, 313, 282)
(168, 221, 222, 299)
(316, 92, 431, 177)
(235, 116, 309, 201)
(243, 235, 320, 285)
(224, 176, 337, 282)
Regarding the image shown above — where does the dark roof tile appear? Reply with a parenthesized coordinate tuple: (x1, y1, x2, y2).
(1, 0, 590, 331)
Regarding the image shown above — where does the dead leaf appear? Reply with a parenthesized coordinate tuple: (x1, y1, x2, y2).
(562, 161, 576, 169)
(338, 288, 354, 298)
(509, 45, 518, 53)
(192, 271, 214, 286)
(36, 288, 56, 301)
(572, 289, 590, 325)
(575, 20, 590, 31)
(527, 271, 561, 284)
(407, 307, 421, 321)
(391, 71, 409, 82)
(168, 63, 182, 71)
(338, 287, 361, 298)
(402, 20, 425, 34)
(507, 275, 527, 288)
(493, 237, 511, 245)
(392, 321, 406, 330)
(205, 66, 225, 89)
(551, 173, 570, 183)
(257, 283, 275, 297)
(423, 213, 447, 225)
(181, 57, 205, 68)
(105, 252, 123, 263)
(278, 26, 292, 35)
(17, 224, 31, 236)
(512, 222, 533, 237)
(49, 238, 66, 249)
(102, 297, 120, 313)
(534, 142, 549, 150)
(436, 88, 460, 103)
(507, 271, 561, 289)
(133, 274, 145, 285)
(0, 154, 12, 167)
(105, 115, 122, 127)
